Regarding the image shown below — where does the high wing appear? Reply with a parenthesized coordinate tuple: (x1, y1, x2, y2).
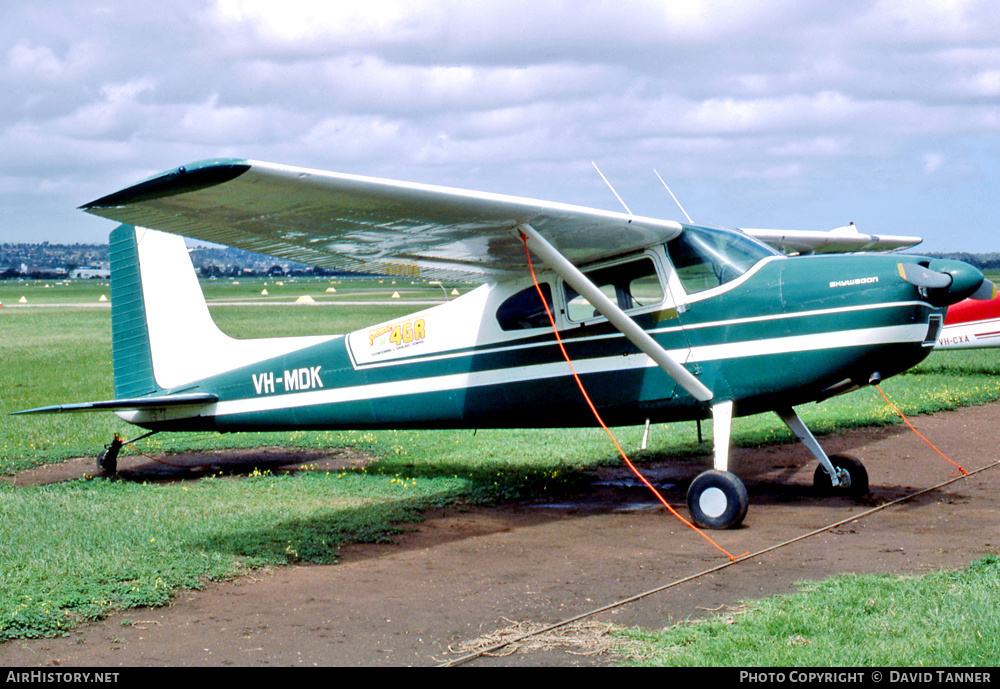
(81, 159, 685, 281)
(82, 158, 920, 278)
(742, 224, 921, 255)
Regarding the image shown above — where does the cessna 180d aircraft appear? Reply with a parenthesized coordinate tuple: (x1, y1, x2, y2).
(15, 159, 997, 529)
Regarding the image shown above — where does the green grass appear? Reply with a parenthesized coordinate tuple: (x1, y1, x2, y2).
(0, 276, 471, 307)
(2, 279, 1000, 650)
(0, 284, 607, 640)
(0, 470, 468, 640)
(0, 279, 111, 305)
(0, 279, 459, 470)
(618, 556, 1000, 666)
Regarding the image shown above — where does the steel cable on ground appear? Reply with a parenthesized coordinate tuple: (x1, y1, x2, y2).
(438, 458, 1000, 667)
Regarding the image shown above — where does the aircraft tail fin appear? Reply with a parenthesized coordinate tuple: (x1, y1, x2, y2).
(108, 224, 247, 392)
(13, 225, 334, 417)
(109, 224, 335, 394)
(109, 224, 161, 397)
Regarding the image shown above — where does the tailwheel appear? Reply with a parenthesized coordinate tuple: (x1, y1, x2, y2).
(687, 469, 748, 530)
(96, 436, 123, 477)
(814, 454, 869, 497)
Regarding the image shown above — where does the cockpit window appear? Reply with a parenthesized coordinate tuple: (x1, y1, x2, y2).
(564, 257, 665, 322)
(667, 226, 778, 294)
(496, 283, 553, 331)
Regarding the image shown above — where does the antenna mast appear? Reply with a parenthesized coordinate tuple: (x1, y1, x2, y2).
(654, 169, 692, 223)
(591, 161, 633, 215)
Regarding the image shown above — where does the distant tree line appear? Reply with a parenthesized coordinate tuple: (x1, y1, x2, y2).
(197, 263, 362, 278)
(6, 242, 1000, 279)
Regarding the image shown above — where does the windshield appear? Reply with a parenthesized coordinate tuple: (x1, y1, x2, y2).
(667, 226, 778, 294)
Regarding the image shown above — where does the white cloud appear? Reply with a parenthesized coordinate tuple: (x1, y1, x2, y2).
(208, 0, 424, 46)
(7, 39, 100, 83)
(8, 41, 64, 79)
(1, 0, 999, 250)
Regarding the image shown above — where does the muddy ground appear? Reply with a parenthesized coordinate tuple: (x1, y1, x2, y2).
(1, 403, 998, 667)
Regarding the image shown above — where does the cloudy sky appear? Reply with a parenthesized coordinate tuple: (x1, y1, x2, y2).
(3, 0, 999, 252)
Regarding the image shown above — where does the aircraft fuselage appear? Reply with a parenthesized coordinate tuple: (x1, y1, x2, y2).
(119, 247, 949, 434)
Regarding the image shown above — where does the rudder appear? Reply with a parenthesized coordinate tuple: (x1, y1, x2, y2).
(109, 224, 160, 398)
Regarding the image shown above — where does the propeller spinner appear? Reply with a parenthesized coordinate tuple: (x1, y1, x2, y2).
(898, 259, 995, 305)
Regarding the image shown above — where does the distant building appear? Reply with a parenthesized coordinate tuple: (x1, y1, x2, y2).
(70, 267, 111, 279)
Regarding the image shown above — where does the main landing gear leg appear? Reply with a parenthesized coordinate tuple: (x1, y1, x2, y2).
(776, 407, 869, 496)
(687, 401, 749, 530)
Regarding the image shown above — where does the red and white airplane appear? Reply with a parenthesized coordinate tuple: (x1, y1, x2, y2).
(937, 294, 1000, 349)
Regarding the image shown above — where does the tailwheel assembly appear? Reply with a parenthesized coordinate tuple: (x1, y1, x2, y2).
(97, 435, 123, 477)
(814, 453, 869, 497)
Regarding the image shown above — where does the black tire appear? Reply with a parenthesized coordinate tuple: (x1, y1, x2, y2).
(814, 454, 869, 496)
(687, 470, 749, 530)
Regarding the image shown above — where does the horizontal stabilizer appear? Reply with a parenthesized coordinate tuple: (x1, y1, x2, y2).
(743, 226, 921, 255)
(11, 392, 218, 416)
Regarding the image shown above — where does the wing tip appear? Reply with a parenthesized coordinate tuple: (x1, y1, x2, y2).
(81, 159, 252, 211)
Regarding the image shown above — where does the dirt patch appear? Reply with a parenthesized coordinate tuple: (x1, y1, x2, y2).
(1, 446, 375, 486)
(1, 403, 998, 667)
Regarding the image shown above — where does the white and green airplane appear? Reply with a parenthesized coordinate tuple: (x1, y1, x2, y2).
(15, 159, 996, 529)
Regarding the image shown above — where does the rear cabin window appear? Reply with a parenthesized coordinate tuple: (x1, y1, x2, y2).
(496, 283, 554, 331)
(563, 258, 665, 322)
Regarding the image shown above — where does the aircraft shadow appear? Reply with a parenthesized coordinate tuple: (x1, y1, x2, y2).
(184, 425, 966, 565)
(10, 420, 962, 564)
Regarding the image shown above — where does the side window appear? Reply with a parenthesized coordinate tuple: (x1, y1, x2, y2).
(563, 258, 665, 322)
(496, 283, 554, 331)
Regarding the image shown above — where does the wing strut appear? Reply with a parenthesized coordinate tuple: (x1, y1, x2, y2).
(516, 224, 714, 403)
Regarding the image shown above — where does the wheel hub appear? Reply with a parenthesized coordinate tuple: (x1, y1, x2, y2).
(698, 487, 729, 518)
(836, 468, 852, 489)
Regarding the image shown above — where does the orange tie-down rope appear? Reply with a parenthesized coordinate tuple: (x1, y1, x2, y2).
(520, 233, 745, 562)
(875, 384, 968, 477)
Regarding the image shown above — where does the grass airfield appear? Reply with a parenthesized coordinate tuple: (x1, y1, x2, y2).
(2, 275, 999, 664)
